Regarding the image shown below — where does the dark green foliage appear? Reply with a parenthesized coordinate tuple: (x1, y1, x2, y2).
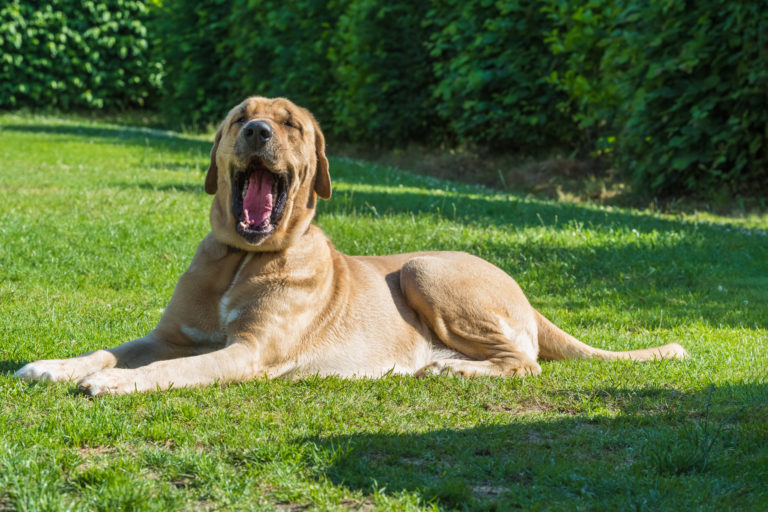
(154, 0, 344, 130)
(329, 0, 438, 145)
(0, 0, 161, 109)
(225, 0, 345, 129)
(428, 0, 577, 151)
(543, 1, 627, 151)
(614, 2, 768, 196)
(151, 0, 237, 127)
(546, 0, 768, 195)
(154, 0, 435, 143)
(6, 0, 766, 196)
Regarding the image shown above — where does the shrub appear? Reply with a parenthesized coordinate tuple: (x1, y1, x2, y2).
(8, 0, 764, 197)
(0, 0, 161, 110)
(543, 0, 627, 152)
(155, 0, 343, 130)
(426, 0, 578, 152)
(225, 0, 345, 129)
(615, 1, 768, 195)
(328, 0, 438, 145)
(151, 0, 236, 127)
(546, 0, 768, 196)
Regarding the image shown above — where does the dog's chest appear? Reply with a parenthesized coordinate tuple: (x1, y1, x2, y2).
(217, 294, 239, 331)
(217, 253, 254, 331)
(213, 253, 295, 337)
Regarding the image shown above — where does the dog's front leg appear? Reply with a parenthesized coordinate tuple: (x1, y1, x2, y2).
(14, 334, 192, 384)
(77, 342, 260, 395)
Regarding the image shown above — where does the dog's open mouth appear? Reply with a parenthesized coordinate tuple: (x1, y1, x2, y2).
(232, 159, 288, 242)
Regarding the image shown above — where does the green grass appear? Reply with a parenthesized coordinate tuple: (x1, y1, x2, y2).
(1, 112, 767, 511)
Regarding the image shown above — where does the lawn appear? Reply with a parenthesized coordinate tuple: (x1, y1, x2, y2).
(0, 113, 766, 511)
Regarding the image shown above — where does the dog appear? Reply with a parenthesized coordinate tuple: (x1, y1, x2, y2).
(16, 97, 688, 395)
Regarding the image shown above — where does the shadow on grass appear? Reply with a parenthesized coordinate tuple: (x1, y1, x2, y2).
(0, 122, 760, 234)
(1, 124, 209, 155)
(117, 181, 206, 194)
(319, 185, 704, 234)
(300, 383, 767, 509)
(5, 122, 756, 236)
(315, 187, 767, 330)
(0, 360, 25, 374)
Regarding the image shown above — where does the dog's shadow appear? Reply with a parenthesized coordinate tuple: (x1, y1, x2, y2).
(297, 382, 767, 508)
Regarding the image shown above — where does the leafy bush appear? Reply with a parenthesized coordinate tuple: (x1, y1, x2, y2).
(155, 0, 343, 130)
(615, 2, 768, 195)
(328, 0, 438, 145)
(543, 0, 627, 151)
(7, 0, 764, 197)
(0, 0, 161, 110)
(427, 0, 577, 152)
(225, 0, 345, 129)
(546, 0, 768, 195)
(151, 0, 236, 127)
(153, 0, 767, 195)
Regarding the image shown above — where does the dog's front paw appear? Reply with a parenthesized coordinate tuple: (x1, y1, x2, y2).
(78, 369, 139, 396)
(16, 359, 84, 383)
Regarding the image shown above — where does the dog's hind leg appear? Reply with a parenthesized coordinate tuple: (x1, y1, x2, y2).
(401, 253, 542, 377)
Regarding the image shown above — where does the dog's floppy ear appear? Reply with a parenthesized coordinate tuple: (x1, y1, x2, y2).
(205, 128, 222, 195)
(312, 119, 331, 199)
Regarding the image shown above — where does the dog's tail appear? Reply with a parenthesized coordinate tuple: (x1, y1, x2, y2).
(534, 310, 688, 361)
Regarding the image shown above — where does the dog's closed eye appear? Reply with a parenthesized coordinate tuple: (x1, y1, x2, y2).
(282, 119, 300, 131)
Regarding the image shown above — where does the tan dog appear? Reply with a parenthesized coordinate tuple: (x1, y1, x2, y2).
(16, 97, 687, 395)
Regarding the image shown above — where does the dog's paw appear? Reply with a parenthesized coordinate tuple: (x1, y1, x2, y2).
(414, 361, 450, 378)
(15, 359, 83, 383)
(78, 369, 139, 396)
(415, 359, 542, 378)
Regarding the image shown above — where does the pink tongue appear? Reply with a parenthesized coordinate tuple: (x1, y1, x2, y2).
(243, 171, 274, 227)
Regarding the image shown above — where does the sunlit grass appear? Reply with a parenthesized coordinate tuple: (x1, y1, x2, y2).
(1, 114, 766, 510)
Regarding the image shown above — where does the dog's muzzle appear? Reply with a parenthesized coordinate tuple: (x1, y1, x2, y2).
(231, 158, 289, 244)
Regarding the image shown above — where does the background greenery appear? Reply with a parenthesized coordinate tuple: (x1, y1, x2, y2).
(1, 112, 767, 510)
(0, 0, 161, 109)
(2, 0, 766, 196)
(545, 1, 768, 196)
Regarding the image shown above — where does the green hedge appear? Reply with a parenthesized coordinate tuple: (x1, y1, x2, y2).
(154, 0, 344, 130)
(329, 0, 438, 145)
(546, 0, 768, 195)
(0, 0, 161, 109)
(154, 0, 437, 146)
(5, 0, 766, 196)
(154, 0, 575, 150)
(151, 0, 236, 127)
(427, 0, 577, 152)
(616, 2, 768, 195)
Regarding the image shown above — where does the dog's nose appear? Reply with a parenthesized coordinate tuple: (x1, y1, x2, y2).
(242, 120, 273, 146)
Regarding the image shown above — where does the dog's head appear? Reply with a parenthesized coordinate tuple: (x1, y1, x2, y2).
(205, 97, 331, 251)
